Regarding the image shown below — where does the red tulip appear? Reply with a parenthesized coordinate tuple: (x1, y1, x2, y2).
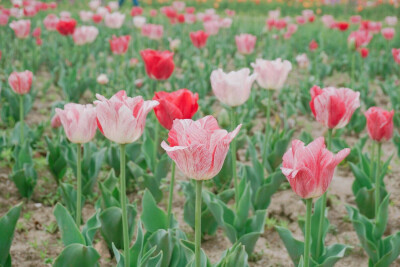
(56, 18, 76, 35)
(336, 21, 349, 31)
(92, 14, 103, 23)
(161, 116, 241, 180)
(309, 86, 360, 129)
(131, 6, 143, 16)
(153, 89, 199, 130)
(109, 35, 130, 55)
(32, 27, 41, 38)
(281, 137, 350, 199)
(365, 107, 394, 142)
(348, 30, 373, 49)
(140, 49, 175, 80)
(309, 40, 318, 51)
(8, 70, 33, 95)
(359, 47, 369, 58)
(190, 30, 209, 49)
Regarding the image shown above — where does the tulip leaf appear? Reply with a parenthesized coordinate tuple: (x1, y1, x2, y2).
(141, 190, 171, 232)
(373, 194, 390, 241)
(53, 244, 100, 267)
(82, 211, 101, 246)
(375, 232, 400, 267)
(275, 226, 304, 266)
(215, 242, 249, 267)
(180, 240, 211, 267)
(58, 183, 85, 223)
(317, 244, 352, 267)
(0, 203, 22, 267)
(53, 203, 85, 246)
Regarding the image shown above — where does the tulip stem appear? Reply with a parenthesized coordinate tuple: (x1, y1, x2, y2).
(230, 108, 239, 210)
(120, 144, 130, 267)
(351, 52, 356, 89)
(195, 180, 203, 267)
(375, 142, 382, 219)
(76, 144, 82, 226)
(263, 89, 272, 165)
(316, 128, 333, 259)
(371, 142, 376, 182)
(19, 95, 24, 144)
(154, 120, 159, 168)
(167, 161, 176, 228)
(304, 198, 313, 267)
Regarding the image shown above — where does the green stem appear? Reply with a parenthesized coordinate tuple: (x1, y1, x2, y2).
(120, 144, 130, 267)
(304, 198, 313, 267)
(316, 128, 333, 258)
(230, 107, 238, 210)
(153, 120, 159, 166)
(195, 180, 203, 267)
(263, 90, 272, 164)
(19, 95, 24, 143)
(76, 144, 82, 226)
(375, 142, 382, 219)
(371, 142, 376, 182)
(351, 52, 356, 89)
(167, 161, 176, 228)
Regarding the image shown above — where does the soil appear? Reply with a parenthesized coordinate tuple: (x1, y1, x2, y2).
(1, 69, 400, 267)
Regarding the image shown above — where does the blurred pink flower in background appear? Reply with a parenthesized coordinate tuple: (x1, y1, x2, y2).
(109, 35, 130, 55)
(251, 58, 292, 90)
(365, 107, 394, 142)
(8, 70, 33, 95)
(235, 33, 256, 55)
(44, 14, 59, 30)
(141, 23, 164, 40)
(10, 19, 31, 38)
(203, 20, 220, 35)
(73, 26, 99, 45)
(105, 12, 125, 29)
(381, 27, 395, 40)
(79, 11, 93, 22)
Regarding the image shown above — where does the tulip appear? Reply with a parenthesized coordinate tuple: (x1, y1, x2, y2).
(336, 21, 349, 31)
(309, 40, 318, 51)
(365, 107, 394, 143)
(393, 48, 400, 64)
(172, 1, 185, 11)
(0, 13, 9, 25)
(55, 103, 97, 227)
(235, 33, 256, 55)
(56, 18, 76, 35)
(251, 58, 292, 90)
(8, 70, 33, 95)
(108, 1, 119, 11)
(130, 6, 143, 16)
(347, 30, 373, 49)
(381, 27, 395, 40)
(79, 11, 93, 22)
(385, 16, 397, 26)
(225, 9, 235, 17)
(8, 70, 33, 143)
(321, 15, 335, 28)
(109, 35, 130, 55)
(364, 107, 394, 218)
(350, 15, 361, 24)
(92, 14, 102, 23)
(73, 26, 98, 45)
(309, 86, 360, 129)
(281, 137, 349, 267)
(95, 90, 159, 144)
(9, 19, 30, 38)
(203, 20, 220, 35)
(140, 49, 175, 80)
(296, 53, 309, 69)
(55, 104, 97, 144)
(133, 15, 146, 28)
(96, 74, 109, 85)
(141, 23, 163, 40)
(32, 27, 41, 38)
(104, 12, 125, 29)
(359, 47, 369, 58)
(95, 90, 157, 267)
(210, 68, 257, 107)
(190, 30, 209, 49)
(150, 9, 157, 17)
(168, 38, 181, 51)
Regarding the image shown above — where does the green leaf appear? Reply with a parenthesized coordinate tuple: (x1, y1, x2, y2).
(375, 232, 400, 267)
(373, 194, 390, 241)
(53, 203, 85, 246)
(275, 226, 304, 266)
(141, 190, 169, 233)
(180, 240, 211, 267)
(53, 244, 100, 267)
(99, 205, 136, 250)
(82, 211, 101, 246)
(215, 242, 249, 267)
(0, 203, 22, 267)
(58, 183, 85, 222)
(318, 244, 352, 267)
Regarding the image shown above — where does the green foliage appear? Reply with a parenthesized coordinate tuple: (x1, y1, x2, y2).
(45, 136, 68, 185)
(0, 203, 22, 267)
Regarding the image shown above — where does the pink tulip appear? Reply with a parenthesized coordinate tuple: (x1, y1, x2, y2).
(109, 35, 130, 55)
(51, 113, 61, 128)
(235, 34, 256, 55)
(309, 86, 360, 129)
(8, 70, 33, 95)
(79, 11, 93, 22)
(203, 20, 220, 35)
(350, 15, 362, 24)
(60, 11, 72, 19)
(73, 26, 99, 45)
(348, 30, 373, 49)
(104, 12, 125, 29)
(219, 18, 232, 28)
(225, 9, 235, 17)
(0, 13, 9, 26)
(184, 14, 196, 24)
(365, 107, 394, 142)
(94, 90, 159, 144)
(161, 116, 241, 180)
(172, 1, 185, 11)
(381, 27, 395, 40)
(385, 16, 397, 26)
(210, 68, 257, 107)
(43, 14, 59, 31)
(9, 19, 30, 38)
(393, 48, 400, 64)
(321, 15, 335, 28)
(89, 0, 101, 11)
(251, 58, 292, 90)
(150, 9, 157, 17)
(296, 53, 309, 69)
(133, 16, 146, 29)
(296, 16, 306, 25)
(281, 137, 350, 199)
(141, 23, 163, 40)
(55, 104, 97, 144)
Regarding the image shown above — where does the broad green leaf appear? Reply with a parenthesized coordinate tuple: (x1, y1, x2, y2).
(53, 244, 100, 267)
(0, 203, 22, 267)
(53, 203, 85, 246)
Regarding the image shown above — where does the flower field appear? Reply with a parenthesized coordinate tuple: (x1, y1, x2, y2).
(2, 0, 400, 266)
